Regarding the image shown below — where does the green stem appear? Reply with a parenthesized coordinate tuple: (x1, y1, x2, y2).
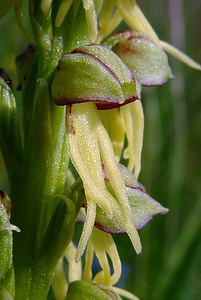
(10, 77, 68, 299)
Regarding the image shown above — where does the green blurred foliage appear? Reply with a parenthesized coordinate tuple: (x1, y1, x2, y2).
(116, 1, 201, 299)
(0, 1, 200, 300)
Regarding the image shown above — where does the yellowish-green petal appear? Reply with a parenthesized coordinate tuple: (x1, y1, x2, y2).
(90, 228, 122, 286)
(99, 109, 125, 161)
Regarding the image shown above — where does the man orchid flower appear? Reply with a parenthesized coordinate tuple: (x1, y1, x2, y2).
(1, 0, 200, 299)
(51, 39, 170, 264)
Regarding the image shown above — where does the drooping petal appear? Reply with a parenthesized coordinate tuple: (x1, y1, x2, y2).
(87, 228, 122, 286)
(95, 113, 133, 220)
(121, 100, 144, 178)
(99, 109, 125, 161)
(67, 104, 113, 215)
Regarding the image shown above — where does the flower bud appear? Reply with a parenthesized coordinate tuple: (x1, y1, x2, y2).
(105, 31, 173, 88)
(52, 44, 138, 109)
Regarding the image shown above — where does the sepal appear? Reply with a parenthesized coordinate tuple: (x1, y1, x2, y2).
(52, 45, 138, 109)
(105, 31, 172, 89)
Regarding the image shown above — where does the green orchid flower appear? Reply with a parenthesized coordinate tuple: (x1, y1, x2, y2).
(0, 1, 200, 299)
(52, 41, 170, 265)
(52, 44, 143, 260)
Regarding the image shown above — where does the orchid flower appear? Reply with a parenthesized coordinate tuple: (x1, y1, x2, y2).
(51, 35, 171, 262)
(1, 0, 200, 299)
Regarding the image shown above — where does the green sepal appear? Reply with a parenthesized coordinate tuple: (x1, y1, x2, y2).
(105, 31, 173, 89)
(65, 280, 111, 300)
(52, 45, 137, 109)
(0, 78, 22, 178)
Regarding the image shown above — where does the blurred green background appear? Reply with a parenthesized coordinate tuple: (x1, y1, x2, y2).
(116, 1, 201, 299)
(0, 1, 200, 299)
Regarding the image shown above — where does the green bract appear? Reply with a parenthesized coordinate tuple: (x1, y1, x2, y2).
(52, 44, 138, 109)
(0, 77, 22, 177)
(65, 280, 111, 300)
(105, 31, 173, 88)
